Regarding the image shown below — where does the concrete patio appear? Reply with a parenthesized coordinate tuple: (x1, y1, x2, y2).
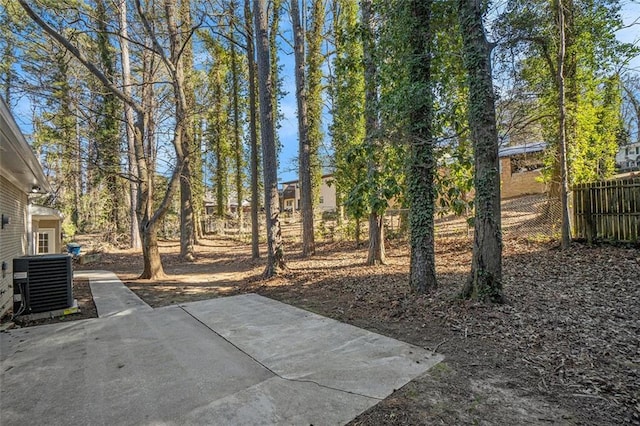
(0, 271, 443, 425)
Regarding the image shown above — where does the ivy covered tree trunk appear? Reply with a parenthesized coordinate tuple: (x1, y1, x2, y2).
(458, 0, 504, 303)
(269, 0, 282, 154)
(304, 0, 326, 256)
(245, 0, 260, 259)
(192, 118, 205, 242)
(407, 0, 437, 293)
(229, 6, 245, 234)
(255, 0, 285, 277)
(181, 0, 202, 248)
(362, 0, 386, 266)
(205, 38, 230, 219)
(118, 0, 141, 250)
(330, 0, 366, 246)
(180, 157, 195, 260)
(96, 0, 121, 231)
(164, 0, 195, 262)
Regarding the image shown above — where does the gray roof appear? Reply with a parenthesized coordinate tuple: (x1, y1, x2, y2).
(498, 142, 547, 158)
(29, 205, 63, 220)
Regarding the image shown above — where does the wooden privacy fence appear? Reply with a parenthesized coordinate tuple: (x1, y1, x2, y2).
(573, 178, 640, 242)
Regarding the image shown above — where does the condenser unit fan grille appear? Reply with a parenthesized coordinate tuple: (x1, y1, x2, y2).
(14, 255, 73, 314)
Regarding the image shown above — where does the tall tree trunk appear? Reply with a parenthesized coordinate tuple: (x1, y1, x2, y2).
(245, 0, 260, 259)
(458, 0, 504, 303)
(622, 83, 640, 144)
(254, 0, 285, 277)
(166, 0, 195, 261)
(563, 0, 577, 180)
(192, 117, 204, 241)
(139, 0, 189, 276)
(304, 0, 325, 255)
(141, 33, 157, 224)
(118, 0, 141, 249)
(180, 152, 195, 260)
(269, 0, 282, 154)
(210, 55, 229, 219)
(331, 0, 365, 241)
(182, 0, 202, 245)
(74, 107, 83, 231)
(407, 0, 437, 293)
(557, 0, 571, 249)
(1, 42, 14, 104)
(136, 11, 169, 279)
(367, 214, 385, 264)
(96, 0, 120, 232)
(229, 4, 245, 233)
(140, 219, 164, 279)
(362, 0, 385, 266)
(291, 0, 315, 256)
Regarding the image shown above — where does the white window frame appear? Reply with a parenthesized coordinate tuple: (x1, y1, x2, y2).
(37, 229, 55, 254)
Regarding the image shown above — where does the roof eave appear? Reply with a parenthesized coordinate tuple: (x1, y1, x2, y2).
(0, 98, 51, 194)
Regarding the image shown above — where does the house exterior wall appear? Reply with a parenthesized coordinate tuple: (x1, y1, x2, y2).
(281, 175, 338, 213)
(0, 175, 28, 318)
(282, 184, 300, 211)
(616, 142, 640, 170)
(318, 178, 337, 212)
(500, 157, 547, 199)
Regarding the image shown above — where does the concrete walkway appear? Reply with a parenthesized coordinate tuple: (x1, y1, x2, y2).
(74, 270, 153, 317)
(1, 271, 443, 425)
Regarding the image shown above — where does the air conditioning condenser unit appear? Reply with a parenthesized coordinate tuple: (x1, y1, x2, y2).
(13, 254, 73, 315)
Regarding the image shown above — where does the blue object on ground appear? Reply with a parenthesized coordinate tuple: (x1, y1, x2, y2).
(67, 243, 81, 256)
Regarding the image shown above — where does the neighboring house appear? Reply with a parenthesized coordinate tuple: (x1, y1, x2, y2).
(203, 190, 251, 216)
(616, 142, 640, 171)
(498, 142, 548, 199)
(280, 174, 337, 213)
(0, 98, 52, 318)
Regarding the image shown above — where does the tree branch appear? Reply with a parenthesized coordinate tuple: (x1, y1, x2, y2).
(17, 0, 143, 115)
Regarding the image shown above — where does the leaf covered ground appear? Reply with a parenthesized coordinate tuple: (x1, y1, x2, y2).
(71, 236, 640, 424)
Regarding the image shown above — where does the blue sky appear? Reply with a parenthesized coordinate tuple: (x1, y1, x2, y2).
(616, 1, 640, 72)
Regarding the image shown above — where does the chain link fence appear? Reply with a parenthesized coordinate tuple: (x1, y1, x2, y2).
(432, 194, 562, 240)
(201, 193, 563, 242)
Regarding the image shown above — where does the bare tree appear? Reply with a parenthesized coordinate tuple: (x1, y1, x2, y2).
(19, 0, 184, 279)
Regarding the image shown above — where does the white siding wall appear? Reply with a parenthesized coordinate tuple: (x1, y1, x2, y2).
(318, 178, 337, 212)
(0, 175, 28, 317)
(616, 142, 640, 169)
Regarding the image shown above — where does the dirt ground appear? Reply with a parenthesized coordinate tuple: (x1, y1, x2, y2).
(10, 279, 97, 327)
(36, 235, 640, 424)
